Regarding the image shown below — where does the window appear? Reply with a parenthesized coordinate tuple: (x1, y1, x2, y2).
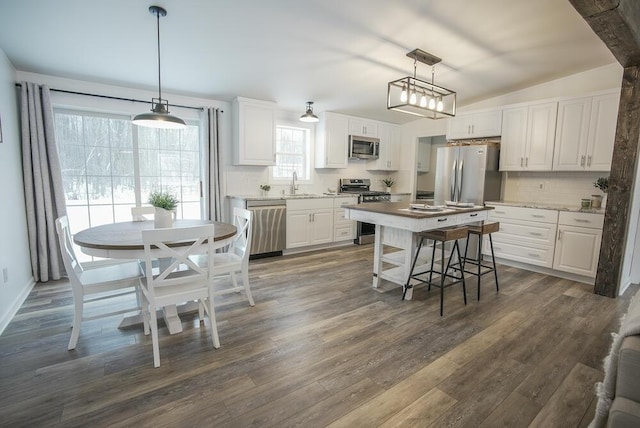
(272, 124, 311, 182)
(54, 109, 203, 259)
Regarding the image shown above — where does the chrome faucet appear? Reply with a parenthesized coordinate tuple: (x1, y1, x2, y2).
(290, 171, 299, 195)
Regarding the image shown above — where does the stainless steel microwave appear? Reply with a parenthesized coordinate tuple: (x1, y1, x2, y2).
(349, 135, 380, 159)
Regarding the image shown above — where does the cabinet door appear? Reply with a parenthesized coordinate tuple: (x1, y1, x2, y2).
(553, 97, 591, 171)
(286, 211, 310, 248)
(470, 110, 502, 138)
(233, 99, 276, 166)
(525, 102, 557, 170)
(586, 92, 618, 171)
(316, 112, 348, 168)
(446, 114, 472, 139)
(553, 225, 602, 277)
(348, 118, 378, 137)
(417, 140, 431, 172)
(499, 107, 528, 171)
(310, 210, 333, 244)
(368, 123, 399, 171)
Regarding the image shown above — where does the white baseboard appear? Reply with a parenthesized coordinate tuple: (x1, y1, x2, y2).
(493, 256, 595, 286)
(0, 277, 36, 336)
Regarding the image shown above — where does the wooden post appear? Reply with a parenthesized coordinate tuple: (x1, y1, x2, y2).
(569, 0, 640, 297)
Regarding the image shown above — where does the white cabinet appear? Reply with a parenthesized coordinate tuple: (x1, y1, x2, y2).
(446, 109, 502, 140)
(315, 112, 349, 168)
(486, 205, 559, 268)
(232, 97, 276, 166)
(553, 211, 604, 277)
(286, 199, 334, 248)
(333, 196, 358, 241)
(500, 101, 558, 171)
(416, 139, 431, 172)
(390, 194, 410, 203)
(367, 123, 399, 171)
(348, 117, 378, 137)
(553, 92, 618, 171)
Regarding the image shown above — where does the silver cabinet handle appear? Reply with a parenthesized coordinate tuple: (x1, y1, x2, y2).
(558, 230, 562, 241)
(575, 219, 590, 223)
(528, 253, 540, 258)
(581, 155, 586, 166)
(531, 214, 544, 218)
(520, 157, 524, 167)
(587, 155, 592, 167)
(495, 210, 506, 215)
(526, 157, 529, 167)
(529, 232, 542, 236)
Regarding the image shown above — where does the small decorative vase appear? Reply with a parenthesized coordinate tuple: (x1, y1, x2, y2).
(591, 194, 602, 209)
(154, 208, 174, 228)
(261, 189, 269, 197)
(386, 187, 392, 193)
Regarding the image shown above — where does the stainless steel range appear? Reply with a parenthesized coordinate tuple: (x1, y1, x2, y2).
(339, 178, 390, 244)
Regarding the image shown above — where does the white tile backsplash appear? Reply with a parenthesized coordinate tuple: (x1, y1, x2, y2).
(502, 171, 608, 207)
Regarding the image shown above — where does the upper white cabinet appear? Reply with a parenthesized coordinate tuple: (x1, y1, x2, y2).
(348, 117, 378, 137)
(416, 139, 431, 172)
(367, 123, 399, 171)
(232, 97, 276, 166)
(553, 92, 618, 171)
(446, 109, 502, 140)
(315, 112, 349, 168)
(500, 101, 558, 171)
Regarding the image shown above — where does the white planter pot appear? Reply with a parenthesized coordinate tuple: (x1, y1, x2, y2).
(154, 208, 175, 228)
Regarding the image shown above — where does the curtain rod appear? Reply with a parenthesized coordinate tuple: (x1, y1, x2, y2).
(14, 83, 204, 111)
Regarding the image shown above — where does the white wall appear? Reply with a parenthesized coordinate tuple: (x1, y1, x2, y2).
(0, 49, 34, 334)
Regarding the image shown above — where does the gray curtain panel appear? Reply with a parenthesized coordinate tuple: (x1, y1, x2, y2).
(20, 82, 67, 282)
(206, 107, 223, 221)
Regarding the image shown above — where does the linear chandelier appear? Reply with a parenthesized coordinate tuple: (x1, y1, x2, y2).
(132, 5, 186, 129)
(387, 49, 456, 119)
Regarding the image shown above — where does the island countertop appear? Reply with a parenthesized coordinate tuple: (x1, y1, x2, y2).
(345, 202, 493, 219)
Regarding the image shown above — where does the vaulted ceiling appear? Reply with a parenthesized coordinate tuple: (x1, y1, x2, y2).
(0, 0, 616, 123)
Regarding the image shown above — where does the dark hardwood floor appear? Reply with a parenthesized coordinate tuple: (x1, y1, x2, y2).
(0, 244, 636, 427)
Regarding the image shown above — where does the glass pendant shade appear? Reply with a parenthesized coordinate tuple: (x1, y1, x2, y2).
(400, 85, 408, 103)
(419, 93, 427, 108)
(409, 91, 417, 105)
(428, 97, 436, 110)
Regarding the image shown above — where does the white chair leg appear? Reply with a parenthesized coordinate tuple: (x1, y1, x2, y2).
(206, 295, 220, 349)
(242, 267, 254, 307)
(149, 307, 161, 367)
(230, 272, 240, 293)
(198, 300, 205, 323)
(68, 294, 84, 350)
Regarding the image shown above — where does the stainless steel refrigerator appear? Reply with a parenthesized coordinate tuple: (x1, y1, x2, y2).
(434, 144, 502, 205)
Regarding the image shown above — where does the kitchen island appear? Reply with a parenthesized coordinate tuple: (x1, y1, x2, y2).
(344, 202, 493, 299)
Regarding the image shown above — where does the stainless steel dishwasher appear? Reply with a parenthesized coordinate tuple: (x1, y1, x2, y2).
(246, 199, 286, 257)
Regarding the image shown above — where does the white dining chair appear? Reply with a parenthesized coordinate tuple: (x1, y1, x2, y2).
(192, 208, 255, 307)
(140, 224, 220, 368)
(131, 206, 156, 221)
(55, 216, 144, 350)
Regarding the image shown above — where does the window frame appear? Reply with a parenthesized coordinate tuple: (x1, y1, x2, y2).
(271, 121, 313, 185)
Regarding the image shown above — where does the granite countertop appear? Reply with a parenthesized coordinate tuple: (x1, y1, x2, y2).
(345, 201, 492, 219)
(228, 193, 356, 201)
(485, 200, 605, 215)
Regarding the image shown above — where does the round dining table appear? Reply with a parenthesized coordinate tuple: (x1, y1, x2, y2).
(73, 219, 237, 334)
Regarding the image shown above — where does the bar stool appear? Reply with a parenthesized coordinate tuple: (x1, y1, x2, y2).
(461, 221, 500, 300)
(402, 225, 469, 316)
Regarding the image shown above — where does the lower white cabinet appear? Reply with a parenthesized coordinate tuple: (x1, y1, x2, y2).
(486, 205, 604, 278)
(286, 199, 334, 248)
(486, 205, 558, 268)
(390, 194, 410, 203)
(553, 211, 604, 277)
(333, 196, 358, 241)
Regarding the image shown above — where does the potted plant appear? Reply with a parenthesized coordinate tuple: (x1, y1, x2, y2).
(259, 184, 271, 197)
(148, 191, 179, 228)
(382, 178, 395, 192)
(592, 176, 609, 208)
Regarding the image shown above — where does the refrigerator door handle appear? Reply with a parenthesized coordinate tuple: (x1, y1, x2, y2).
(458, 159, 464, 202)
(451, 159, 457, 201)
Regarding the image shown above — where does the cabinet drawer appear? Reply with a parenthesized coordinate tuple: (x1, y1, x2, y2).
(558, 211, 604, 229)
(334, 225, 354, 241)
(488, 205, 558, 224)
(485, 239, 554, 268)
(287, 198, 333, 211)
(458, 210, 488, 223)
(492, 219, 557, 246)
(334, 197, 358, 208)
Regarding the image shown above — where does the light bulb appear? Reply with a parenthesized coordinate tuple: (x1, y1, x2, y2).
(436, 98, 444, 112)
(419, 94, 427, 108)
(428, 97, 436, 110)
(400, 85, 407, 103)
(409, 91, 417, 105)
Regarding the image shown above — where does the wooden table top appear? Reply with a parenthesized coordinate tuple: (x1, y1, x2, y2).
(74, 220, 237, 251)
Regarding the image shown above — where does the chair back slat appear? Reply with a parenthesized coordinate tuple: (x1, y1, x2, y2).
(231, 208, 252, 262)
(55, 216, 84, 282)
(131, 206, 156, 221)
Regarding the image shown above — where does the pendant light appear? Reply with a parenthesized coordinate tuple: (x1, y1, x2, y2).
(132, 6, 186, 129)
(299, 101, 319, 123)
